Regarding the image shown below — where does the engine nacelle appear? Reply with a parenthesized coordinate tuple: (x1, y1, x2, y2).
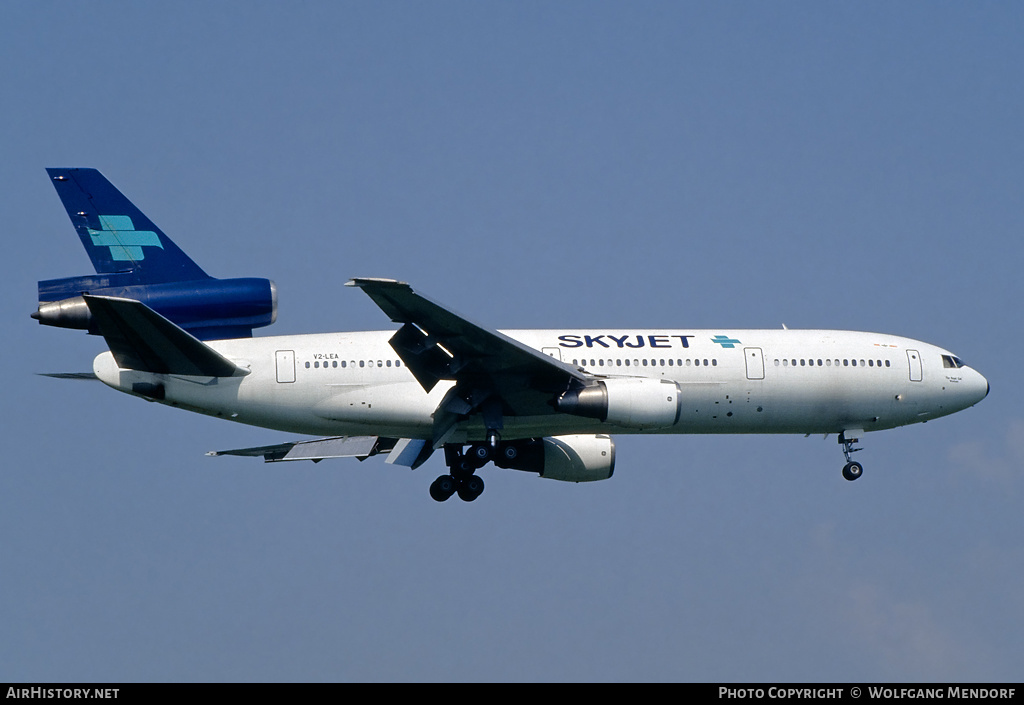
(34, 276, 277, 340)
(495, 434, 615, 483)
(556, 377, 681, 429)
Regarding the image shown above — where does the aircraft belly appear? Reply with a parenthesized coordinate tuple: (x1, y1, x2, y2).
(662, 377, 908, 435)
(311, 382, 438, 428)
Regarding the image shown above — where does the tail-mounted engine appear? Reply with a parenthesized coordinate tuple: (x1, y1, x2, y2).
(34, 276, 277, 341)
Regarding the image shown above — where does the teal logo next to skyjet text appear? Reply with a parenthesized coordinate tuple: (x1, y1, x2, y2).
(711, 335, 742, 348)
(87, 215, 163, 261)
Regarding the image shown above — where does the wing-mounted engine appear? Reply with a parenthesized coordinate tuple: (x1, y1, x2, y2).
(495, 434, 615, 482)
(555, 377, 682, 429)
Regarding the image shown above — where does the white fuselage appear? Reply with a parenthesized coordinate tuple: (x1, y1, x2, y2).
(92, 328, 989, 443)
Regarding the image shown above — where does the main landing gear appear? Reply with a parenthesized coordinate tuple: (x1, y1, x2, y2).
(429, 443, 492, 502)
(839, 431, 864, 481)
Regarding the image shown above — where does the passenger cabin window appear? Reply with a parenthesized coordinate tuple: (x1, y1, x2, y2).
(769, 356, 891, 371)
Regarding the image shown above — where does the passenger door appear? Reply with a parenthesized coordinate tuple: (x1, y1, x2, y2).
(907, 349, 922, 382)
(276, 350, 296, 383)
(744, 347, 765, 380)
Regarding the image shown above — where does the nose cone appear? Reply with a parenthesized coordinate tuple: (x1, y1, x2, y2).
(968, 368, 989, 406)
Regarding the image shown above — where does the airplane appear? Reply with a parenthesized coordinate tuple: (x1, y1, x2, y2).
(34, 168, 990, 502)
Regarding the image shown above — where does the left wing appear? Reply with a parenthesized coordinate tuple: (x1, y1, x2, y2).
(209, 436, 433, 467)
(347, 278, 590, 446)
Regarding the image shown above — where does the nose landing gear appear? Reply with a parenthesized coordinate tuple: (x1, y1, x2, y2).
(839, 430, 864, 481)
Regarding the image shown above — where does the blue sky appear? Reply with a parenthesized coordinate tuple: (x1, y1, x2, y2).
(2, 2, 1022, 682)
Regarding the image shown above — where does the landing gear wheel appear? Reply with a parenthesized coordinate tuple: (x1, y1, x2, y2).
(429, 475, 458, 502)
(454, 458, 477, 474)
(842, 461, 863, 481)
(469, 444, 492, 464)
(457, 475, 485, 502)
(438, 444, 490, 502)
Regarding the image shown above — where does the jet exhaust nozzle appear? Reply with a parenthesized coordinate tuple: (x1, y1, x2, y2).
(33, 296, 92, 330)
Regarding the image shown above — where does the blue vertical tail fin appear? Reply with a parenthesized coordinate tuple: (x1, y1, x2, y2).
(45, 168, 210, 285)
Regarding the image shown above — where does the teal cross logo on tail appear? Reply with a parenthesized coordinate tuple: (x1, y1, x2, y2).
(711, 335, 742, 348)
(87, 215, 163, 261)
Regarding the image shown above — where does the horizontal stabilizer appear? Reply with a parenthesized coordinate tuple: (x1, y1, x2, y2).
(208, 435, 383, 463)
(37, 372, 99, 381)
(84, 295, 248, 377)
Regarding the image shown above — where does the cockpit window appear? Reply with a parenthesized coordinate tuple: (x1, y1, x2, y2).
(942, 355, 966, 369)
